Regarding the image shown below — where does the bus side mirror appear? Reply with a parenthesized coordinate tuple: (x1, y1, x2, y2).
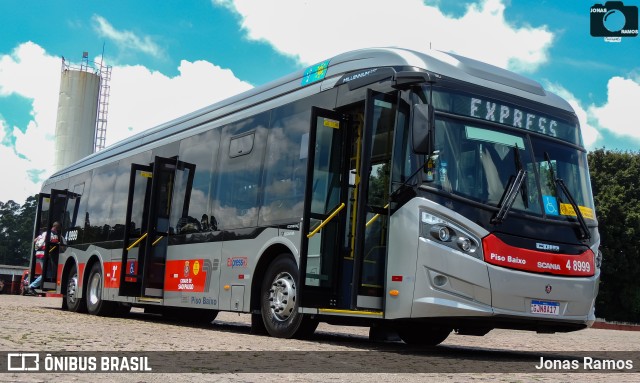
(411, 104, 434, 154)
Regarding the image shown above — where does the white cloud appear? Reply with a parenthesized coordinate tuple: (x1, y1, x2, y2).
(92, 15, 165, 59)
(588, 76, 640, 144)
(544, 82, 601, 150)
(212, 0, 553, 72)
(106, 60, 252, 145)
(0, 42, 60, 203)
(0, 42, 252, 204)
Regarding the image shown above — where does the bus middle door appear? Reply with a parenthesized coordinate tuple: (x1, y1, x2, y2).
(119, 156, 194, 298)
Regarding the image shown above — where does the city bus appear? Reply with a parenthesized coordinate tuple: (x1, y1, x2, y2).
(30, 47, 601, 345)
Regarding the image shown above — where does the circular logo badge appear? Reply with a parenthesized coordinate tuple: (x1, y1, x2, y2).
(193, 260, 200, 276)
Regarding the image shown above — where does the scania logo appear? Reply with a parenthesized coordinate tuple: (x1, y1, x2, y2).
(545, 284, 552, 294)
(536, 242, 560, 252)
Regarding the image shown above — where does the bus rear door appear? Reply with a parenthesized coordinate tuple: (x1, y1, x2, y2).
(31, 189, 81, 291)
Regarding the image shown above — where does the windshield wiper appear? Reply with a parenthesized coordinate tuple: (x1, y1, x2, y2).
(544, 152, 591, 240)
(491, 168, 527, 225)
(513, 143, 529, 209)
(491, 145, 528, 225)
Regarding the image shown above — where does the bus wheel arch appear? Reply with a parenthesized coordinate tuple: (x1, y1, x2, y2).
(250, 244, 293, 313)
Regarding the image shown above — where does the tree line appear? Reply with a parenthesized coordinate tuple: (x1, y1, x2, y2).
(1, 149, 638, 322)
(0, 195, 36, 267)
(589, 149, 640, 322)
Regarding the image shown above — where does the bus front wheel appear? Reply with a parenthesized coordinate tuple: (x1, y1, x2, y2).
(260, 255, 317, 339)
(397, 325, 451, 346)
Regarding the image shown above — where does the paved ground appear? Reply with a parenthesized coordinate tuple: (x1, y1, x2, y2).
(1, 294, 639, 382)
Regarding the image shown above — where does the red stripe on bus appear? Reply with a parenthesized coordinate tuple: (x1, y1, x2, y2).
(482, 234, 595, 277)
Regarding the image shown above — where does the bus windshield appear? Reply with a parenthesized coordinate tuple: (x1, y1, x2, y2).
(428, 116, 596, 222)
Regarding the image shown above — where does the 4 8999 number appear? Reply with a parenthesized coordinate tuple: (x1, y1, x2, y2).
(566, 259, 591, 273)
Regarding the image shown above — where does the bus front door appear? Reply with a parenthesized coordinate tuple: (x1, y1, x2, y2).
(300, 108, 349, 308)
(120, 156, 194, 299)
(301, 92, 397, 311)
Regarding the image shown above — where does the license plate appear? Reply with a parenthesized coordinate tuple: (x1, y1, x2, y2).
(531, 300, 560, 315)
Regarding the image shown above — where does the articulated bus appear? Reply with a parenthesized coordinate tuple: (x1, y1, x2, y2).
(31, 47, 600, 346)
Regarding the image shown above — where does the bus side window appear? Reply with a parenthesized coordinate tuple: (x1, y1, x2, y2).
(85, 163, 118, 243)
(260, 102, 312, 225)
(213, 113, 269, 230)
(172, 129, 219, 234)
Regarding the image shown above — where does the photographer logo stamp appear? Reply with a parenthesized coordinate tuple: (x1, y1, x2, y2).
(591, 2, 639, 42)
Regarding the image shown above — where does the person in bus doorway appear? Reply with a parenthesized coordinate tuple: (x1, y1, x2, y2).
(28, 222, 62, 295)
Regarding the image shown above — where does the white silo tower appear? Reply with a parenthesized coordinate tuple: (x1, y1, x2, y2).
(53, 52, 111, 172)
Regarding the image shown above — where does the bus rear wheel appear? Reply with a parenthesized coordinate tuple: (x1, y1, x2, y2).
(260, 255, 317, 339)
(397, 325, 451, 346)
(86, 263, 116, 316)
(65, 263, 87, 313)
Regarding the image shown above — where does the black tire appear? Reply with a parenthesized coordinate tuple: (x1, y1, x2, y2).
(260, 255, 317, 339)
(86, 263, 116, 316)
(162, 307, 218, 324)
(114, 303, 132, 316)
(65, 263, 86, 313)
(397, 324, 451, 346)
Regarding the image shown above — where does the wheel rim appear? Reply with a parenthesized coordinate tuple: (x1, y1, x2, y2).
(269, 271, 296, 321)
(88, 271, 102, 307)
(67, 273, 79, 305)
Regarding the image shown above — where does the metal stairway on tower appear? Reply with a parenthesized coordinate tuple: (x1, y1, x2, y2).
(94, 63, 112, 152)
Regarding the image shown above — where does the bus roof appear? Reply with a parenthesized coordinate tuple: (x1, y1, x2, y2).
(49, 47, 573, 180)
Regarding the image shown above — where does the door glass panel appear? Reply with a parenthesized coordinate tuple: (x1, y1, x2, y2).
(143, 159, 176, 295)
(42, 189, 68, 289)
(310, 116, 343, 215)
(305, 114, 344, 291)
(119, 165, 152, 296)
(30, 194, 50, 289)
(358, 94, 396, 299)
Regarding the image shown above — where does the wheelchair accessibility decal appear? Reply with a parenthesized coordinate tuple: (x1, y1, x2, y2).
(543, 195, 559, 216)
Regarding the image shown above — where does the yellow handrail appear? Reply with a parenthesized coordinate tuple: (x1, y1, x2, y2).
(126, 232, 148, 251)
(366, 203, 390, 227)
(152, 235, 165, 247)
(307, 203, 346, 239)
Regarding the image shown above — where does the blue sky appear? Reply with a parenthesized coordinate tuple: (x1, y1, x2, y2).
(0, 0, 639, 203)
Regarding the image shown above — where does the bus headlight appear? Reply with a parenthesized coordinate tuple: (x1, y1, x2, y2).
(457, 237, 472, 252)
(420, 210, 482, 260)
(431, 225, 452, 242)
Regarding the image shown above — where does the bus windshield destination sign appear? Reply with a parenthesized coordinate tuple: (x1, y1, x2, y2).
(432, 89, 582, 146)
